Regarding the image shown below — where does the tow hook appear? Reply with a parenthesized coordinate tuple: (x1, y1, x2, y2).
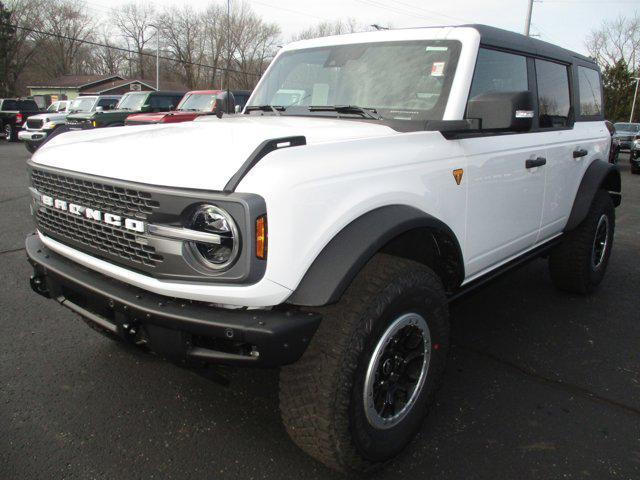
(30, 274, 50, 298)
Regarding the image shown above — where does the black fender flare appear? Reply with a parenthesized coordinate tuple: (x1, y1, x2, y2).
(286, 205, 465, 307)
(565, 159, 621, 232)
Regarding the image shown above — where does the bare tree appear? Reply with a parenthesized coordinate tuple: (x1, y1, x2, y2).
(291, 19, 369, 42)
(586, 12, 640, 71)
(2, 0, 47, 95)
(203, 3, 226, 88)
(159, 5, 207, 89)
(37, 0, 95, 77)
(113, 1, 156, 79)
(227, 1, 280, 89)
(87, 25, 127, 75)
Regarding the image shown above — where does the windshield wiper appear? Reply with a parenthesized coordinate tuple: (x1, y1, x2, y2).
(245, 105, 285, 115)
(308, 105, 382, 120)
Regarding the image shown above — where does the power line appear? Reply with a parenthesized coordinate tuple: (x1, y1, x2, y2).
(11, 24, 262, 78)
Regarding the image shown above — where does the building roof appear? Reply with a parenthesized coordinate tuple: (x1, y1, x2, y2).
(27, 74, 124, 89)
(81, 78, 157, 94)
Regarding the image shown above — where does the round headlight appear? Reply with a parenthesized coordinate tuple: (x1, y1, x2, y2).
(189, 204, 239, 270)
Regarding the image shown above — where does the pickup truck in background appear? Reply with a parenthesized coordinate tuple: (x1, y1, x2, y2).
(19, 95, 121, 153)
(0, 98, 41, 142)
(125, 90, 237, 125)
(66, 91, 185, 130)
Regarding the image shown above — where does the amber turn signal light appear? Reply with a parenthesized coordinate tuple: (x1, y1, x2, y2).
(256, 215, 267, 259)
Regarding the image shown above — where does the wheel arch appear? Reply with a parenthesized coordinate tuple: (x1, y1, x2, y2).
(565, 159, 621, 232)
(286, 205, 465, 307)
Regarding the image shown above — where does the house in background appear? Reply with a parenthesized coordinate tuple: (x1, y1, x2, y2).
(27, 75, 158, 102)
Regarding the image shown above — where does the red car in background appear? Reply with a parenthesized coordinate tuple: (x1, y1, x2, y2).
(125, 90, 235, 125)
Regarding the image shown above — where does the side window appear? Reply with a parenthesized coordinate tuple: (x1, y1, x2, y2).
(149, 95, 175, 110)
(469, 48, 528, 99)
(98, 98, 118, 110)
(535, 59, 571, 128)
(577, 66, 602, 117)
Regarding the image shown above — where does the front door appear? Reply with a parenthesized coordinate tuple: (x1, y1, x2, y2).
(459, 48, 545, 278)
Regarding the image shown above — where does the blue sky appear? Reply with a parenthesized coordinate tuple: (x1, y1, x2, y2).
(85, 0, 638, 56)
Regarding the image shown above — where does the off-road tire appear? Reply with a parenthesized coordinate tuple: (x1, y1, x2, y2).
(25, 142, 38, 154)
(549, 190, 615, 294)
(279, 254, 449, 473)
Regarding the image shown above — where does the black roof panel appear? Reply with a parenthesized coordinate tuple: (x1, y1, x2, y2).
(463, 24, 596, 66)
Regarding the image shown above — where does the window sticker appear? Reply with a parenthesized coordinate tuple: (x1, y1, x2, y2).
(431, 61, 445, 76)
(426, 46, 449, 52)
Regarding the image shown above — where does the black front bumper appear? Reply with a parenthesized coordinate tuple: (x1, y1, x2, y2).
(26, 234, 320, 367)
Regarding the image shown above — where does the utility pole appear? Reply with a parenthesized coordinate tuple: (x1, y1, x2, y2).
(226, 0, 231, 113)
(630, 77, 640, 123)
(524, 0, 534, 36)
(150, 24, 160, 90)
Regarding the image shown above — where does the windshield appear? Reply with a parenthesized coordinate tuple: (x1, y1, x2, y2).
(248, 40, 461, 122)
(178, 93, 217, 111)
(70, 97, 95, 113)
(614, 123, 640, 133)
(116, 93, 147, 111)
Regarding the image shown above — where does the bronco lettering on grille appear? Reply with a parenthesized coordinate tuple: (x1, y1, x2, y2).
(40, 194, 145, 233)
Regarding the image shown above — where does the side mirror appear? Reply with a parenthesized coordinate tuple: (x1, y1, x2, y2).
(140, 104, 152, 113)
(466, 91, 533, 132)
(95, 106, 104, 112)
(234, 105, 241, 114)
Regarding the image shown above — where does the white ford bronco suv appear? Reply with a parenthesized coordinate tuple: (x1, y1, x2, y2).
(26, 25, 620, 473)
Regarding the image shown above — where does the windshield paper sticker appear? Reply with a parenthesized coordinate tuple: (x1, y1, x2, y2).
(431, 61, 445, 76)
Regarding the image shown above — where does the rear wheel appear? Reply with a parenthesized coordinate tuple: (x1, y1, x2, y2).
(279, 254, 449, 473)
(549, 190, 615, 293)
(4, 123, 15, 142)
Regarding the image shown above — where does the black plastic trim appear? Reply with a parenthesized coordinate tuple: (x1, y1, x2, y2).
(287, 205, 465, 307)
(224, 136, 306, 192)
(26, 234, 320, 368)
(565, 160, 621, 232)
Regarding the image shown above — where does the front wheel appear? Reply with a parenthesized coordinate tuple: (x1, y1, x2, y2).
(25, 142, 38, 153)
(279, 254, 449, 473)
(549, 190, 615, 294)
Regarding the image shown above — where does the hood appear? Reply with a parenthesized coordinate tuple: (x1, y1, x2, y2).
(32, 115, 398, 191)
(127, 111, 201, 124)
(26, 112, 68, 122)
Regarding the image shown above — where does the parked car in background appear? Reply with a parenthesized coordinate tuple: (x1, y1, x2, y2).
(231, 89, 252, 111)
(631, 136, 640, 174)
(612, 122, 640, 159)
(125, 90, 234, 125)
(0, 98, 41, 142)
(18, 95, 121, 153)
(66, 91, 185, 130)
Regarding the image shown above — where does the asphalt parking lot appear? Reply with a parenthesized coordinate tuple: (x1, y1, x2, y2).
(0, 141, 638, 479)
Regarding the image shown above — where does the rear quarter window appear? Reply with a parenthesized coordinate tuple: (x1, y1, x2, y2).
(577, 66, 602, 117)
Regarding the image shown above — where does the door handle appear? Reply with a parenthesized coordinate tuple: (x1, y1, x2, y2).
(573, 148, 588, 158)
(526, 157, 546, 169)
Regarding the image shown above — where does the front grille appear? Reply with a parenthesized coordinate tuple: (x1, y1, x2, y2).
(32, 169, 159, 220)
(27, 119, 43, 129)
(31, 169, 163, 269)
(37, 208, 163, 267)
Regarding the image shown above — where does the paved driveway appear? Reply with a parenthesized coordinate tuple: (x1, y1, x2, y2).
(1, 142, 638, 479)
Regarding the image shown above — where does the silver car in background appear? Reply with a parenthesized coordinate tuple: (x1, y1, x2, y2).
(19, 95, 120, 153)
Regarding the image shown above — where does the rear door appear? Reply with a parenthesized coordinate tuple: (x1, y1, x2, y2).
(536, 62, 608, 240)
(458, 48, 546, 278)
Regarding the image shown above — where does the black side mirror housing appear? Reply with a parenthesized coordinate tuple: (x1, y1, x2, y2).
(140, 104, 152, 113)
(215, 91, 237, 117)
(466, 91, 534, 132)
